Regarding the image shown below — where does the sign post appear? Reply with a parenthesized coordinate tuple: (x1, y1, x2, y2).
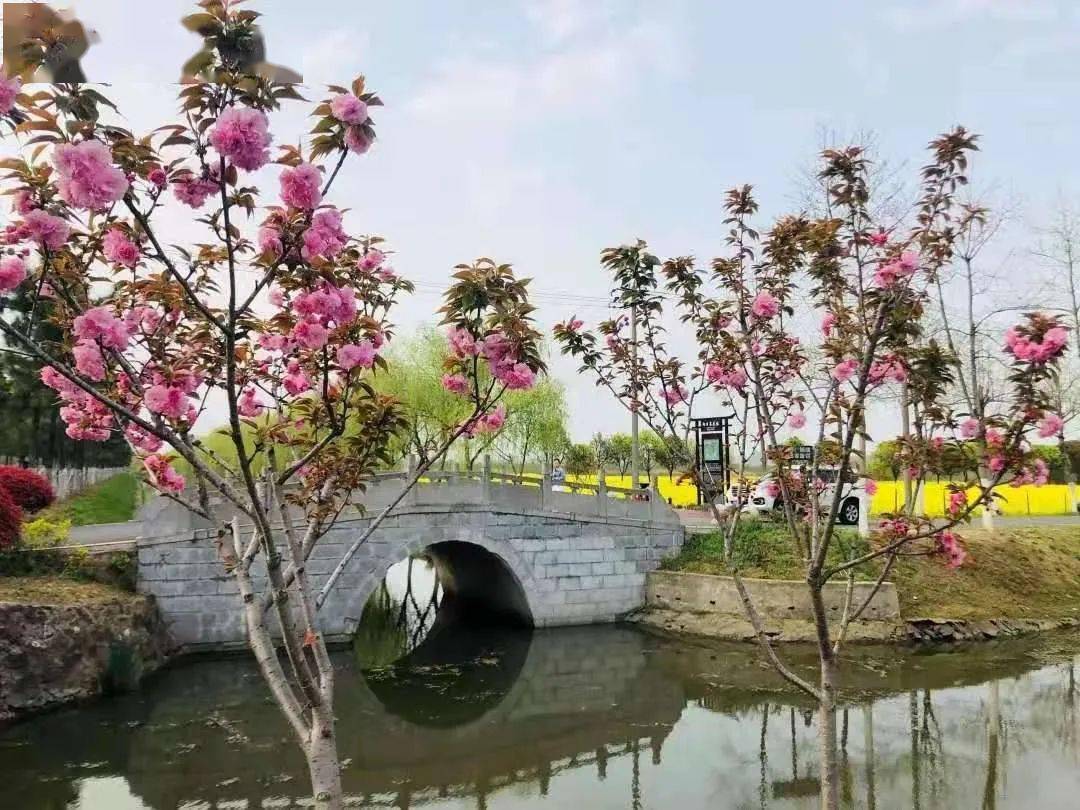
(690, 416, 733, 506)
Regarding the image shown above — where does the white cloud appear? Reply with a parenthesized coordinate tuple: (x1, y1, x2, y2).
(407, 11, 684, 125)
(524, 0, 616, 44)
(882, 0, 1061, 31)
(299, 27, 372, 86)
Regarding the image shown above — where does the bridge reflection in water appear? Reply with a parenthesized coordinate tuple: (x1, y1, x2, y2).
(3, 597, 1080, 808)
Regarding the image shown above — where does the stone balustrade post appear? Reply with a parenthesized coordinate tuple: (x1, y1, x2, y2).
(597, 466, 608, 516)
(649, 474, 660, 521)
(406, 454, 419, 505)
(482, 454, 493, 502)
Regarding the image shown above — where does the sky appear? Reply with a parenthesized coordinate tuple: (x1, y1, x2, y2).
(6, 0, 1080, 443)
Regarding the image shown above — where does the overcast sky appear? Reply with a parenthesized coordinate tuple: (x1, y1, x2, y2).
(8, 0, 1080, 442)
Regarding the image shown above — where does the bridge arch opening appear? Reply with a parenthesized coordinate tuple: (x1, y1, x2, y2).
(352, 540, 534, 669)
(353, 541, 534, 727)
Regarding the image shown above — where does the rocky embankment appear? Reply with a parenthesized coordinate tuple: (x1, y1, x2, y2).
(0, 594, 172, 721)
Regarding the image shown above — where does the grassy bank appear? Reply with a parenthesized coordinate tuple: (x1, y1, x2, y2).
(0, 575, 135, 605)
(37, 471, 141, 526)
(661, 522, 1080, 622)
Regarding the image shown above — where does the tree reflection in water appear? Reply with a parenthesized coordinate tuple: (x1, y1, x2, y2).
(3, 629, 1080, 809)
(353, 555, 442, 668)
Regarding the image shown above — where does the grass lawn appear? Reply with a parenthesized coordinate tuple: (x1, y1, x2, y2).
(895, 528, 1080, 621)
(37, 471, 141, 526)
(0, 575, 135, 605)
(661, 521, 1080, 622)
(662, 521, 877, 580)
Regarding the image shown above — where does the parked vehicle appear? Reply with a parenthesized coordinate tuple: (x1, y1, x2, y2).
(727, 467, 866, 525)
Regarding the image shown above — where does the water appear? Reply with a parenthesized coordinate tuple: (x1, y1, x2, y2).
(3, 567, 1080, 809)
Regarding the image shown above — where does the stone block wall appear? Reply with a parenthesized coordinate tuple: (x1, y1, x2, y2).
(642, 570, 903, 642)
(138, 503, 685, 650)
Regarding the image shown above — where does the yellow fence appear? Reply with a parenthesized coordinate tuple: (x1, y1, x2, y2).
(559, 475, 1078, 515)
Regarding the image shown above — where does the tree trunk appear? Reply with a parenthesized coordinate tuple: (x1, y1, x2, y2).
(810, 584, 840, 810)
(817, 661, 840, 810)
(307, 703, 343, 810)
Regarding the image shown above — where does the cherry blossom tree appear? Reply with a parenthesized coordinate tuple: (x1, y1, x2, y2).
(0, 3, 541, 808)
(555, 130, 1067, 809)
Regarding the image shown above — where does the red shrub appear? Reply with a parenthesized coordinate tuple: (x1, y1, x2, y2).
(0, 485, 21, 550)
(0, 466, 55, 513)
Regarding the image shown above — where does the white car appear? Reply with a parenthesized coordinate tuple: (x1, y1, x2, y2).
(728, 468, 866, 525)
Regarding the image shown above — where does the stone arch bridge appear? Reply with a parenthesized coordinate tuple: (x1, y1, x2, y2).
(136, 469, 685, 650)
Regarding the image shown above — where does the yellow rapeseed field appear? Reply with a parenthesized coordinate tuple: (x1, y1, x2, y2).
(560, 474, 1078, 515)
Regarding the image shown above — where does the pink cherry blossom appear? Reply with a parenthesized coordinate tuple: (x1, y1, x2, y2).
(898, 251, 919, 274)
(11, 189, 35, 215)
(60, 395, 113, 441)
(937, 530, 967, 569)
(947, 490, 967, 515)
(358, 249, 384, 271)
(73, 306, 131, 351)
(831, 358, 859, 383)
(960, 417, 980, 439)
(864, 479, 878, 496)
(868, 230, 888, 246)
(72, 340, 106, 381)
(125, 423, 163, 453)
(102, 228, 141, 268)
(787, 410, 806, 429)
(331, 94, 368, 125)
(482, 404, 507, 432)
(238, 387, 266, 417)
(337, 341, 376, 371)
(1033, 458, 1050, 486)
(751, 291, 780, 320)
(566, 318, 584, 332)
(764, 479, 781, 499)
(1038, 412, 1064, 438)
(292, 319, 329, 350)
(345, 126, 373, 155)
(145, 384, 188, 420)
(283, 361, 311, 396)
(209, 107, 272, 171)
(481, 332, 515, 364)
(497, 362, 536, 391)
(821, 311, 836, 336)
(52, 140, 129, 211)
(662, 385, 688, 406)
(301, 208, 347, 260)
(988, 455, 1006, 473)
(279, 162, 322, 210)
(868, 357, 907, 385)
(442, 373, 469, 395)
(377, 266, 397, 282)
(144, 454, 185, 493)
(447, 326, 478, 358)
(22, 210, 70, 250)
(147, 166, 168, 188)
(0, 74, 22, 115)
(172, 173, 218, 208)
(258, 226, 283, 258)
(985, 428, 1004, 448)
(268, 286, 285, 307)
(0, 255, 27, 291)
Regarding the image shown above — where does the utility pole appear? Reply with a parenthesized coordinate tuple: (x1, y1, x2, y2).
(630, 302, 640, 489)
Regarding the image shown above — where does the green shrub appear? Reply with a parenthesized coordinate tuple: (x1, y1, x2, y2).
(21, 517, 71, 549)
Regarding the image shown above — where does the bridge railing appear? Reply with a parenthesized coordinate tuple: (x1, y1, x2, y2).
(139, 454, 680, 538)
(381, 455, 678, 525)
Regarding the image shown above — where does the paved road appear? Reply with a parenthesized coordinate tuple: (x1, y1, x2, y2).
(64, 521, 140, 549)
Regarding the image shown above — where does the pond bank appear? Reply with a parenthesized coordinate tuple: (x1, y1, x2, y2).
(0, 582, 171, 722)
